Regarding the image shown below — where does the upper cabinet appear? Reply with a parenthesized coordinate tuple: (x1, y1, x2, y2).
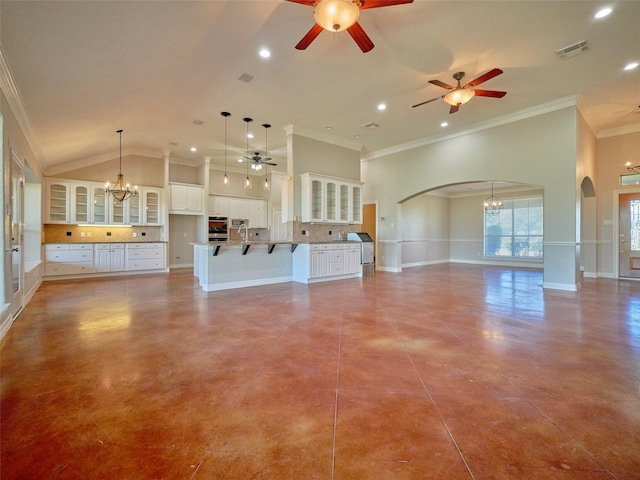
(45, 180, 70, 223)
(45, 178, 163, 226)
(300, 173, 363, 224)
(169, 183, 204, 215)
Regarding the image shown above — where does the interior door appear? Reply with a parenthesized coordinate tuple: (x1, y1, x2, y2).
(619, 192, 640, 278)
(10, 154, 24, 317)
(362, 203, 377, 262)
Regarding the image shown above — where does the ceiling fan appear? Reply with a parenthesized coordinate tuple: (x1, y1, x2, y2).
(286, 0, 414, 53)
(243, 124, 277, 171)
(412, 68, 507, 114)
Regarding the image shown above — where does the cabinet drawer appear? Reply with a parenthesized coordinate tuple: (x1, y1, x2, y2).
(330, 263, 343, 275)
(127, 242, 164, 249)
(330, 244, 345, 250)
(70, 244, 94, 251)
(127, 258, 165, 271)
(45, 261, 94, 276)
(45, 243, 70, 251)
(127, 248, 163, 260)
(95, 243, 124, 250)
(330, 250, 344, 263)
(45, 250, 93, 262)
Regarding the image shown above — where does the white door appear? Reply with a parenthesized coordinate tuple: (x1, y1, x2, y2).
(10, 154, 24, 317)
(619, 192, 640, 278)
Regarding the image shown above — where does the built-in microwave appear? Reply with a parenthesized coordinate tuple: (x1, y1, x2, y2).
(230, 218, 247, 228)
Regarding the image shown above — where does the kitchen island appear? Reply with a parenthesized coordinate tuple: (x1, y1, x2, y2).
(193, 241, 295, 292)
(193, 240, 363, 292)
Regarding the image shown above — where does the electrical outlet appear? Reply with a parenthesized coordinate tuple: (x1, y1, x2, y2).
(86, 232, 91, 237)
(132, 232, 137, 238)
(80, 232, 85, 238)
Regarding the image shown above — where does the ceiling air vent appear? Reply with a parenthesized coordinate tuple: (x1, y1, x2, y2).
(192, 119, 204, 126)
(238, 73, 255, 84)
(555, 39, 590, 60)
(361, 122, 380, 130)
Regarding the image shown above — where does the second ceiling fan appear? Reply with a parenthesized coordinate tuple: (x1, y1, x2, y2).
(287, 0, 414, 53)
(412, 68, 507, 114)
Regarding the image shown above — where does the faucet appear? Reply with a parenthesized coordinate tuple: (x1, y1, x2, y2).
(238, 223, 249, 242)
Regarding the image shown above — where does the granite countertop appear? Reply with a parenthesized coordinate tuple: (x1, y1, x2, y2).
(45, 240, 168, 244)
(193, 240, 356, 247)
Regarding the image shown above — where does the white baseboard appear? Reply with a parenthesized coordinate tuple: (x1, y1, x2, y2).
(169, 263, 193, 269)
(0, 303, 13, 342)
(201, 275, 292, 292)
(543, 281, 581, 291)
(376, 266, 402, 273)
(402, 259, 449, 268)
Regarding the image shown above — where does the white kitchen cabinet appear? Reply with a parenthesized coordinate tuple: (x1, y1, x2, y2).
(95, 243, 125, 272)
(229, 197, 249, 219)
(142, 188, 162, 225)
(209, 195, 230, 216)
(169, 183, 203, 214)
(91, 185, 126, 225)
(293, 243, 360, 283)
(70, 183, 90, 224)
(126, 243, 166, 271)
(45, 180, 70, 223)
(301, 173, 363, 224)
(44, 243, 94, 276)
(248, 198, 268, 228)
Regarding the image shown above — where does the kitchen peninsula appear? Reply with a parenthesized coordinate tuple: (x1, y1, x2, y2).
(192, 239, 363, 292)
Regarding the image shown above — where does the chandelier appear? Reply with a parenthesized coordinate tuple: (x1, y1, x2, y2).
(105, 129, 138, 202)
(483, 182, 503, 216)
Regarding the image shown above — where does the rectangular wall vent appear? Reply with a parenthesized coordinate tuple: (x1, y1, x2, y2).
(238, 73, 255, 83)
(361, 122, 380, 130)
(555, 40, 590, 60)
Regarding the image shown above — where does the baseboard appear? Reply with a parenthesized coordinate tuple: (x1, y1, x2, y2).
(543, 281, 581, 291)
(376, 266, 402, 273)
(169, 263, 193, 269)
(201, 275, 293, 292)
(402, 259, 449, 268)
(0, 303, 13, 342)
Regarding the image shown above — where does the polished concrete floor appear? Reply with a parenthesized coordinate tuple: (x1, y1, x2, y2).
(1, 265, 639, 479)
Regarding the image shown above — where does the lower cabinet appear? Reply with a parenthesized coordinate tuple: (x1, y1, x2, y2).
(126, 243, 166, 271)
(293, 243, 361, 283)
(44, 243, 94, 276)
(95, 243, 125, 272)
(44, 242, 166, 278)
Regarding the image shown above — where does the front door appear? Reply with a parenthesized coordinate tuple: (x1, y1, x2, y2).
(619, 192, 640, 278)
(10, 154, 24, 317)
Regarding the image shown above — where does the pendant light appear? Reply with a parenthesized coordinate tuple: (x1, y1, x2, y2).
(106, 129, 138, 202)
(243, 117, 253, 189)
(483, 182, 503, 216)
(262, 123, 271, 191)
(221, 112, 231, 186)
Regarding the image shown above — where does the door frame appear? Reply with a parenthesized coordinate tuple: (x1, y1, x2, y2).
(613, 187, 640, 279)
(10, 151, 24, 317)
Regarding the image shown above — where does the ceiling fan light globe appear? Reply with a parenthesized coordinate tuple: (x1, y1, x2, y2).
(443, 88, 476, 106)
(314, 0, 360, 32)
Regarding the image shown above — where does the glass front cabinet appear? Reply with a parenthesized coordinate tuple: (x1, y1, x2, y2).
(301, 173, 362, 224)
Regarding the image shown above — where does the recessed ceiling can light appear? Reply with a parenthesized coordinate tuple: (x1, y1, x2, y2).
(595, 7, 612, 19)
(247, 133, 254, 139)
(325, 126, 332, 131)
(259, 48, 271, 58)
(440, 122, 448, 127)
(377, 103, 386, 111)
(624, 62, 639, 71)
(190, 147, 197, 152)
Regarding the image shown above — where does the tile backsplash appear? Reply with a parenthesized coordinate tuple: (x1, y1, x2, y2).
(44, 224, 164, 243)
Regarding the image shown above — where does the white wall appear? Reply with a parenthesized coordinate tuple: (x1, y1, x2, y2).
(400, 193, 450, 267)
(362, 106, 580, 290)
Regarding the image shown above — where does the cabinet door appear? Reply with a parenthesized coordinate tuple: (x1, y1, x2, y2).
(301, 174, 325, 223)
(111, 248, 125, 271)
(212, 196, 230, 216)
(71, 183, 90, 223)
(186, 186, 203, 212)
(92, 186, 108, 224)
(170, 184, 187, 211)
(110, 196, 125, 225)
(339, 184, 350, 223)
(351, 184, 362, 224)
(129, 194, 141, 225)
(46, 181, 70, 223)
(144, 189, 161, 225)
(325, 181, 338, 223)
(95, 249, 111, 272)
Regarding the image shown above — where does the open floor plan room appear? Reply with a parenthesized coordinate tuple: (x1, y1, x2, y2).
(1, 265, 639, 479)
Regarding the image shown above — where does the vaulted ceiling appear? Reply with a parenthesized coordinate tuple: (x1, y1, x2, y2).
(1, 1, 639, 176)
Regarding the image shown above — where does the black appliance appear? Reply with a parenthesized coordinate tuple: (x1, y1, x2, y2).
(208, 216, 228, 242)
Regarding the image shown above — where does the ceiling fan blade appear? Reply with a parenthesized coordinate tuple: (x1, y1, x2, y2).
(429, 79, 455, 90)
(347, 22, 374, 52)
(464, 68, 503, 88)
(360, 0, 414, 10)
(264, 161, 278, 166)
(411, 96, 442, 108)
(285, 0, 315, 6)
(295, 24, 324, 50)
(473, 89, 507, 98)
(449, 105, 460, 114)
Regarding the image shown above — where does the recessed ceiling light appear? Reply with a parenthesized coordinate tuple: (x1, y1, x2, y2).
(325, 126, 332, 131)
(353, 134, 360, 139)
(237, 158, 243, 163)
(259, 48, 271, 58)
(377, 103, 386, 111)
(624, 62, 639, 71)
(247, 133, 254, 139)
(595, 7, 612, 19)
(440, 122, 448, 127)
(190, 147, 197, 152)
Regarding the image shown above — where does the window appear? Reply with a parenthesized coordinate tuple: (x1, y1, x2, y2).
(621, 173, 640, 186)
(631, 199, 640, 251)
(484, 196, 543, 258)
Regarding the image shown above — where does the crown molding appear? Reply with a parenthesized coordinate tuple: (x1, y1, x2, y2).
(597, 123, 640, 139)
(362, 96, 579, 162)
(0, 46, 46, 174)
